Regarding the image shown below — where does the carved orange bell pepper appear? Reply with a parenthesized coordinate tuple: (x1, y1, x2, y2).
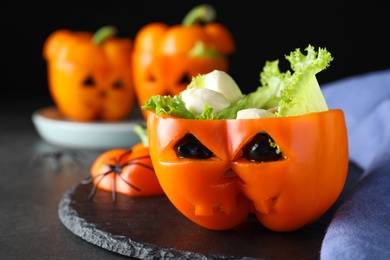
(43, 26, 135, 122)
(132, 4, 235, 118)
(147, 110, 349, 231)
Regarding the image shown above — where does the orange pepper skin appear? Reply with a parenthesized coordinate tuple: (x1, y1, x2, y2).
(89, 145, 164, 197)
(147, 110, 349, 231)
(132, 21, 235, 119)
(43, 28, 135, 122)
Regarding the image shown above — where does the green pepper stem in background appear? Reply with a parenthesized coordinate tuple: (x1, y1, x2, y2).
(133, 124, 149, 147)
(92, 26, 117, 45)
(182, 4, 216, 26)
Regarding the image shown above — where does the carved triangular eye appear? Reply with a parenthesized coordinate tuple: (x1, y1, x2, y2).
(112, 80, 123, 89)
(174, 134, 214, 159)
(82, 75, 95, 87)
(147, 73, 156, 83)
(242, 132, 282, 162)
(178, 74, 191, 85)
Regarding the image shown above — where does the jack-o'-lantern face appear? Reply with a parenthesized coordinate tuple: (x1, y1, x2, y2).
(132, 21, 235, 119)
(43, 28, 135, 122)
(147, 110, 349, 231)
(133, 52, 229, 115)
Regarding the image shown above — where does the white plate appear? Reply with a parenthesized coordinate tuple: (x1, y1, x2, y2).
(32, 106, 145, 150)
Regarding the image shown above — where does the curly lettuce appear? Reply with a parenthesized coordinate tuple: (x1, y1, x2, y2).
(142, 44, 333, 119)
(142, 94, 216, 120)
(276, 45, 332, 117)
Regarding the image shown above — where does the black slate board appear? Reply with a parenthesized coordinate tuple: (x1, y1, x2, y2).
(58, 162, 363, 259)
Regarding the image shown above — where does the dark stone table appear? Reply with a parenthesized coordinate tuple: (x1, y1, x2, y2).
(0, 97, 363, 259)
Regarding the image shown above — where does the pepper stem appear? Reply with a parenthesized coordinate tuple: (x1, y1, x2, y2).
(92, 26, 117, 45)
(182, 4, 216, 26)
(133, 124, 149, 147)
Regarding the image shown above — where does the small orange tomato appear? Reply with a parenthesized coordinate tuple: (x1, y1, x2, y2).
(43, 26, 135, 122)
(147, 110, 349, 231)
(84, 143, 164, 200)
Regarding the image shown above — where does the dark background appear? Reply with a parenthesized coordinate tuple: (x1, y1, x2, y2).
(2, 1, 390, 103)
(0, 3, 387, 259)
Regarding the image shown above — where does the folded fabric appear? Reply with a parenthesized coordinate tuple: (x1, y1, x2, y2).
(320, 69, 390, 259)
(322, 69, 390, 170)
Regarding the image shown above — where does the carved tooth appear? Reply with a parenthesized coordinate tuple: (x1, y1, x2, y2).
(253, 195, 278, 214)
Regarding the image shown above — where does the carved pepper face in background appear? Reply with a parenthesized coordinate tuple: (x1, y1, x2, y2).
(132, 4, 235, 118)
(43, 26, 135, 122)
(147, 110, 349, 231)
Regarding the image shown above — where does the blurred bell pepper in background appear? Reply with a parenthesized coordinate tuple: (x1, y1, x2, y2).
(132, 4, 235, 118)
(43, 26, 135, 122)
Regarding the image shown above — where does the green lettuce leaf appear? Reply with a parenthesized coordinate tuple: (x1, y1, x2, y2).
(277, 45, 332, 117)
(217, 45, 332, 119)
(142, 94, 216, 119)
(216, 60, 288, 119)
(142, 44, 333, 120)
(187, 74, 206, 89)
(142, 95, 195, 119)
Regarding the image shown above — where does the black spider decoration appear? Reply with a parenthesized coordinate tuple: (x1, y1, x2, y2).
(81, 149, 154, 202)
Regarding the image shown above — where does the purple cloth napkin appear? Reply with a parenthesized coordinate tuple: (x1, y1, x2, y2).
(320, 69, 390, 259)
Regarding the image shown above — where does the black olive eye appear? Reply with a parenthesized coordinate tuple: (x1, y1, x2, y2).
(112, 80, 123, 89)
(82, 75, 95, 87)
(178, 74, 191, 85)
(174, 134, 214, 159)
(242, 132, 282, 162)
